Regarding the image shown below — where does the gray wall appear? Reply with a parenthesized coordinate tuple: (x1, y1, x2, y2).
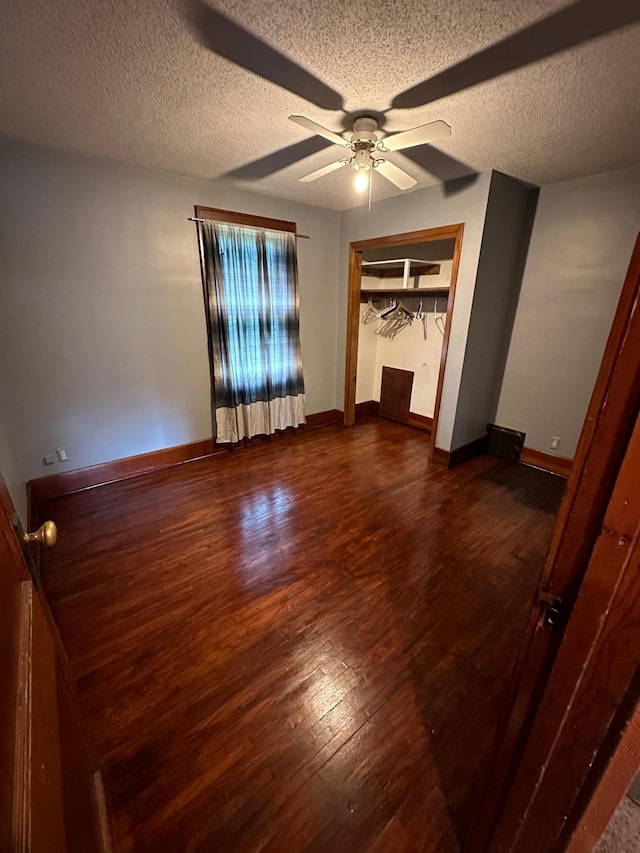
(2, 134, 637, 507)
(338, 173, 493, 451)
(496, 165, 640, 457)
(452, 172, 538, 449)
(0, 138, 341, 484)
(0, 395, 27, 524)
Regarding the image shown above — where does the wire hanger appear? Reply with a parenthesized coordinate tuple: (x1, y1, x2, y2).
(375, 300, 413, 338)
(417, 297, 428, 340)
(361, 299, 381, 325)
(435, 296, 446, 336)
(379, 299, 398, 320)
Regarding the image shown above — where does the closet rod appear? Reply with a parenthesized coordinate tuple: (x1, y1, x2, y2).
(188, 217, 310, 238)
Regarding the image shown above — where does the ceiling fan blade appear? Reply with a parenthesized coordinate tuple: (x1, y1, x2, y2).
(401, 145, 476, 183)
(226, 137, 333, 180)
(375, 161, 417, 191)
(391, 0, 640, 110)
(401, 147, 478, 196)
(380, 120, 451, 152)
(289, 116, 350, 147)
(299, 160, 348, 183)
(186, 1, 344, 111)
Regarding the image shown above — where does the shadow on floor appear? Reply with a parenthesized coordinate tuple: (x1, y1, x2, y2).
(480, 458, 566, 515)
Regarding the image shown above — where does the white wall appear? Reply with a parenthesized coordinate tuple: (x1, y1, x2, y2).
(0, 138, 341, 485)
(496, 165, 640, 457)
(339, 173, 493, 450)
(356, 318, 378, 404)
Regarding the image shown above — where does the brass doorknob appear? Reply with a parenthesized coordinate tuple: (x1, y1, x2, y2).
(24, 520, 58, 547)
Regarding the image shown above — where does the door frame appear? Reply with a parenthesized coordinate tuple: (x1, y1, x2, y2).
(468, 232, 640, 850)
(0, 473, 114, 851)
(343, 222, 464, 461)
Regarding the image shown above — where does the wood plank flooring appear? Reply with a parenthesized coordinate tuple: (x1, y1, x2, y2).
(38, 419, 565, 853)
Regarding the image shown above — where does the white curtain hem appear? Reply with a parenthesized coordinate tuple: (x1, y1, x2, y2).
(215, 394, 306, 443)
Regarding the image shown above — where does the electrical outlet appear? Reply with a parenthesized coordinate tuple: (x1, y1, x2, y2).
(56, 447, 69, 463)
(43, 453, 56, 466)
(551, 436, 561, 451)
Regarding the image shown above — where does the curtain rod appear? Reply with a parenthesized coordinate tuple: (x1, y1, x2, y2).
(188, 217, 309, 239)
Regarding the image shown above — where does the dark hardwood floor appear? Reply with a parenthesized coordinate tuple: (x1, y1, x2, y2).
(38, 419, 565, 853)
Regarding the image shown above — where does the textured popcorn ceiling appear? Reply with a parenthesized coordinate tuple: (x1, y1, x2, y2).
(1, 0, 639, 210)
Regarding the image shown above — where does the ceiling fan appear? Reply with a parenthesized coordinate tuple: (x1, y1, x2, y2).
(289, 115, 451, 192)
(187, 0, 640, 193)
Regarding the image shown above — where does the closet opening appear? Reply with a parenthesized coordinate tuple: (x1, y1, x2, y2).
(344, 224, 463, 461)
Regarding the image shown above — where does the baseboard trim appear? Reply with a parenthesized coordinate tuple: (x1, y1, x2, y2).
(304, 409, 343, 428)
(432, 433, 490, 470)
(30, 438, 219, 503)
(407, 412, 433, 432)
(432, 447, 450, 469)
(520, 447, 573, 478)
(355, 400, 433, 432)
(355, 400, 380, 418)
(29, 409, 343, 506)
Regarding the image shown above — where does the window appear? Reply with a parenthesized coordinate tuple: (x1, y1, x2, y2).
(196, 207, 306, 443)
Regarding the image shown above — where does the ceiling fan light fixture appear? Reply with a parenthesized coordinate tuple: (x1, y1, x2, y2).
(354, 171, 369, 192)
(353, 148, 371, 171)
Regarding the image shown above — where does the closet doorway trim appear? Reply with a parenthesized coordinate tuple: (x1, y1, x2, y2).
(343, 222, 464, 463)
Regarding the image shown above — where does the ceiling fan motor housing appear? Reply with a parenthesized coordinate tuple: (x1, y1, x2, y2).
(351, 116, 378, 147)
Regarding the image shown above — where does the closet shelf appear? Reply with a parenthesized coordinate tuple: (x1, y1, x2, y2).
(360, 287, 450, 302)
(361, 262, 441, 278)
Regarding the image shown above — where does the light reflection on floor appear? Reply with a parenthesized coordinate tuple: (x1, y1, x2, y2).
(239, 485, 292, 532)
(237, 485, 294, 585)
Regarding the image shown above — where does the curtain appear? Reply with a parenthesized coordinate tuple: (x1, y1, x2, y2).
(199, 221, 306, 443)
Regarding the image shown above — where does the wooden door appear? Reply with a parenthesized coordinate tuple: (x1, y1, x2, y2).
(0, 472, 112, 851)
(468, 234, 640, 850)
(379, 366, 414, 424)
(492, 407, 640, 851)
